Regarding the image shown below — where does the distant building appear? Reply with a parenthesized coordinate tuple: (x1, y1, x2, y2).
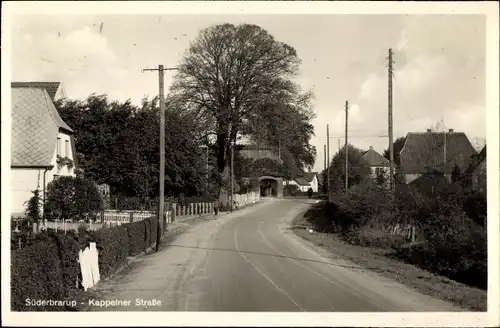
(283, 171, 319, 193)
(399, 129, 477, 184)
(361, 146, 390, 182)
(238, 144, 283, 164)
(464, 145, 486, 193)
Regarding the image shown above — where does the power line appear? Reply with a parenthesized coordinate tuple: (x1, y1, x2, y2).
(316, 135, 389, 139)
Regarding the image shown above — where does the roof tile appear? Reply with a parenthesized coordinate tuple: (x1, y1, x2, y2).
(400, 131, 477, 175)
(361, 148, 390, 167)
(11, 87, 73, 167)
(11, 82, 61, 101)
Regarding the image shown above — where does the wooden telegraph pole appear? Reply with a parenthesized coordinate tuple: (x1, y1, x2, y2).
(142, 64, 178, 252)
(388, 49, 395, 192)
(345, 101, 349, 194)
(230, 141, 234, 213)
(326, 125, 330, 193)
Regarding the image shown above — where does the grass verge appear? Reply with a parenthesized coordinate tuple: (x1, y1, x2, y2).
(292, 202, 487, 311)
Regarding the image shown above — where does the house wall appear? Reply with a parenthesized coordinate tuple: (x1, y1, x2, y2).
(49, 131, 76, 179)
(370, 166, 390, 178)
(11, 131, 76, 217)
(309, 176, 319, 192)
(405, 174, 422, 184)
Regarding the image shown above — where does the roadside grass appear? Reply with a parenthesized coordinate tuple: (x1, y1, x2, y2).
(292, 202, 487, 312)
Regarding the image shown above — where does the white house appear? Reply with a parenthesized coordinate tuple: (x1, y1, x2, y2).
(11, 83, 77, 217)
(283, 171, 319, 193)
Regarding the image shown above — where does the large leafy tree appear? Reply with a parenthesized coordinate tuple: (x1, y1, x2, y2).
(169, 23, 316, 199)
(328, 144, 372, 191)
(55, 95, 209, 200)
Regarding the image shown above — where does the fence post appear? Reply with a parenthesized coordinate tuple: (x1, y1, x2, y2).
(172, 203, 176, 222)
(129, 212, 134, 223)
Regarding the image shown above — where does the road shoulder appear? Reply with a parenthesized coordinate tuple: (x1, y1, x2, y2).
(291, 202, 487, 311)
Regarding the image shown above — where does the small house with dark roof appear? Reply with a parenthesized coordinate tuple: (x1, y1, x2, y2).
(399, 128, 477, 184)
(11, 84, 77, 217)
(361, 146, 390, 180)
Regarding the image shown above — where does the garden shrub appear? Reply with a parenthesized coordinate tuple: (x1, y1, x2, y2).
(463, 191, 487, 226)
(11, 239, 65, 311)
(44, 176, 103, 222)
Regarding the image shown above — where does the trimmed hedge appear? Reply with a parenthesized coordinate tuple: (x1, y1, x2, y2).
(11, 239, 65, 311)
(11, 216, 159, 311)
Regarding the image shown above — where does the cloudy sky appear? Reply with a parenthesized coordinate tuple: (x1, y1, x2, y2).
(11, 13, 486, 172)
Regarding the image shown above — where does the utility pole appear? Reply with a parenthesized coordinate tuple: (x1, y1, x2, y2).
(345, 101, 349, 194)
(323, 145, 326, 172)
(230, 141, 234, 213)
(326, 124, 330, 193)
(142, 64, 178, 252)
(323, 144, 327, 193)
(388, 48, 395, 192)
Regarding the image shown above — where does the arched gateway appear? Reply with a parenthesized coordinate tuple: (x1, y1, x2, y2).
(239, 145, 284, 199)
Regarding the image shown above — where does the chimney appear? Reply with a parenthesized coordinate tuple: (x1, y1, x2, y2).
(426, 129, 432, 133)
(369, 146, 373, 150)
(448, 129, 454, 133)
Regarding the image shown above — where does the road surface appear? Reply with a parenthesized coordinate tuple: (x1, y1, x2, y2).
(87, 198, 463, 312)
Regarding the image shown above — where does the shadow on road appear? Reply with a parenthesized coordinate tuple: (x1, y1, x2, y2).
(165, 243, 365, 271)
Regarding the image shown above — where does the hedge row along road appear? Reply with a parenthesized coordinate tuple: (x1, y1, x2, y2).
(11, 215, 159, 311)
(85, 198, 461, 312)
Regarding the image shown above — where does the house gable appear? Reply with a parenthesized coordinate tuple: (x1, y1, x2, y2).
(361, 147, 390, 167)
(303, 172, 318, 184)
(399, 130, 477, 176)
(11, 87, 74, 167)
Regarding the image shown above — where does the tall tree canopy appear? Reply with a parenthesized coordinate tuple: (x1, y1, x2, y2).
(170, 23, 316, 196)
(55, 95, 212, 200)
(328, 144, 372, 191)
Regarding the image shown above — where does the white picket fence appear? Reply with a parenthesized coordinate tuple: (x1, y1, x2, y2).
(230, 191, 260, 209)
(34, 192, 261, 232)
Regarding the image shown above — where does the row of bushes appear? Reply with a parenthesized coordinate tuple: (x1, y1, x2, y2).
(11, 215, 159, 311)
(323, 179, 487, 289)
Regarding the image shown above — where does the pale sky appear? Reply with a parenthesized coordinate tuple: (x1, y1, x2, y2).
(11, 14, 486, 172)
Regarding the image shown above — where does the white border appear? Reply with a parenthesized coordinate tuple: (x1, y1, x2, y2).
(2, 2, 499, 327)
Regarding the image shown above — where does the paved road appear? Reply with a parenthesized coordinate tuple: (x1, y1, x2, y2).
(87, 198, 463, 312)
